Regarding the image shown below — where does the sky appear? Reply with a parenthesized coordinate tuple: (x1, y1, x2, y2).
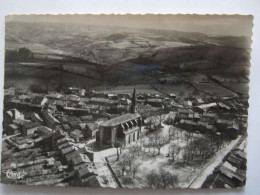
(6, 14, 253, 36)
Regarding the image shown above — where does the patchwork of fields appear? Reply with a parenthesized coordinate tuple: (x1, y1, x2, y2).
(5, 64, 248, 99)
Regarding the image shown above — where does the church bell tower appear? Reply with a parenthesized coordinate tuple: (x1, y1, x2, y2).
(130, 88, 136, 113)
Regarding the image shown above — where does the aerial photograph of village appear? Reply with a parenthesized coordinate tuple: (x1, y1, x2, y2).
(1, 14, 252, 189)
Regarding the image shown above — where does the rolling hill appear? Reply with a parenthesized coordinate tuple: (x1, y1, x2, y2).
(5, 21, 252, 84)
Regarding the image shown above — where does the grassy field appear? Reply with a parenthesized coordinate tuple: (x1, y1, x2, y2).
(193, 83, 236, 96)
(5, 62, 248, 99)
(5, 67, 101, 91)
(222, 82, 249, 95)
(6, 42, 67, 55)
(95, 84, 159, 95)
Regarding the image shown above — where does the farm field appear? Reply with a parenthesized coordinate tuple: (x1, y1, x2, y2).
(6, 42, 68, 55)
(5, 67, 101, 90)
(6, 66, 242, 99)
(96, 84, 159, 95)
(193, 83, 236, 96)
(222, 82, 249, 95)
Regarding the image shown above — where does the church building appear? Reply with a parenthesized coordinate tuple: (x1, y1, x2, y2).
(97, 88, 142, 148)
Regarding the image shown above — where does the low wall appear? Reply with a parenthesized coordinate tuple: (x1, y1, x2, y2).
(104, 157, 123, 188)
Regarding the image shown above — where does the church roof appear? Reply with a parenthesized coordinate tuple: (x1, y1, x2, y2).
(100, 113, 140, 127)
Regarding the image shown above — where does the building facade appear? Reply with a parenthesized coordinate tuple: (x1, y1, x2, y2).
(97, 113, 142, 148)
(97, 88, 142, 148)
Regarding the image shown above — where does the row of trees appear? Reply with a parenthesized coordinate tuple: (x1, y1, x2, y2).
(118, 152, 141, 179)
(5, 48, 33, 62)
(113, 121, 227, 188)
(116, 123, 226, 165)
(142, 134, 168, 156)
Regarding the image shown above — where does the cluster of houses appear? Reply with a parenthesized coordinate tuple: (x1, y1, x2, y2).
(55, 136, 105, 187)
(2, 85, 249, 187)
(3, 86, 248, 147)
(3, 87, 167, 147)
(2, 86, 145, 187)
(3, 107, 101, 145)
(204, 140, 247, 188)
(4, 87, 177, 118)
(165, 95, 248, 139)
(2, 124, 106, 187)
(1, 127, 72, 185)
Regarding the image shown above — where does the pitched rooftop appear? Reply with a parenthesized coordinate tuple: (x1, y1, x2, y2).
(101, 113, 140, 127)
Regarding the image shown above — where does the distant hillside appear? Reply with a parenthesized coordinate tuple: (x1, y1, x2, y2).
(113, 45, 250, 81)
(5, 21, 251, 82)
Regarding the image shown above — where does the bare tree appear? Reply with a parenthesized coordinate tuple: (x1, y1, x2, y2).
(114, 138, 126, 161)
(212, 135, 224, 151)
(145, 116, 158, 133)
(154, 136, 168, 155)
(168, 143, 181, 162)
(132, 143, 141, 157)
(145, 110, 166, 133)
(128, 145, 139, 158)
(118, 160, 126, 176)
(147, 134, 156, 153)
(132, 162, 140, 179)
(120, 153, 133, 172)
(168, 125, 174, 141)
(159, 168, 178, 189)
(146, 169, 178, 189)
(184, 131, 193, 144)
(175, 130, 181, 143)
(146, 119, 153, 132)
(183, 137, 213, 163)
(146, 171, 159, 188)
(154, 109, 167, 128)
